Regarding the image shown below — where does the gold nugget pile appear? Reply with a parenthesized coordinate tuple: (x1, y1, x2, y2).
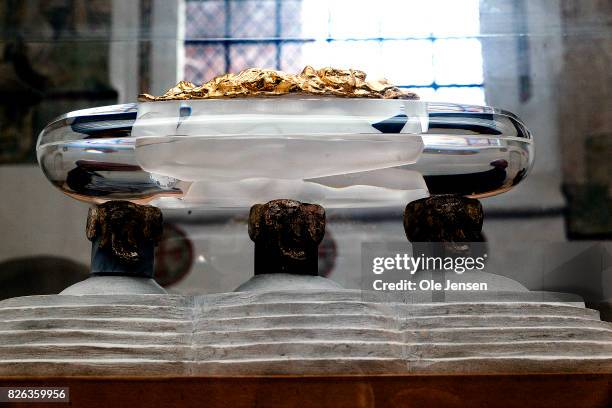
(139, 66, 418, 101)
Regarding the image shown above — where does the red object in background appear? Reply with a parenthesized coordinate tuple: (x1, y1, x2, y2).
(154, 223, 193, 287)
(318, 230, 337, 278)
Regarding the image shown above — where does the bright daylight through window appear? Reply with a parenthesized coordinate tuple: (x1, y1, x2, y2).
(184, 0, 485, 105)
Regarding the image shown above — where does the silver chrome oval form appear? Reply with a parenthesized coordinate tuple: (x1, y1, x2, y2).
(37, 99, 533, 208)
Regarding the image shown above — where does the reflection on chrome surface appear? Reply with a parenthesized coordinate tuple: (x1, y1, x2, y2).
(37, 100, 533, 207)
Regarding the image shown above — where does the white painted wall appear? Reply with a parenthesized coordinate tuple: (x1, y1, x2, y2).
(110, 0, 141, 103)
(150, 0, 185, 95)
(0, 165, 90, 266)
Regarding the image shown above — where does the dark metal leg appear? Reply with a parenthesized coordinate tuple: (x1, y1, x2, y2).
(86, 201, 163, 277)
(61, 201, 165, 295)
(403, 194, 486, 302)
(248, 199, 325, 276)
(404, 194, 484, 258)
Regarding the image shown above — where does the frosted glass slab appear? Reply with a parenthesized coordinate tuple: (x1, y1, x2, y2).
(37, 98, 533, 208)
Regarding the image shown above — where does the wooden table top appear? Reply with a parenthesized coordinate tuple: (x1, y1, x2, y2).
(1, 374, 610, 408)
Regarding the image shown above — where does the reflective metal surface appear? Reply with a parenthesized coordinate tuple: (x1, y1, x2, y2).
(37, 100, 532, 207)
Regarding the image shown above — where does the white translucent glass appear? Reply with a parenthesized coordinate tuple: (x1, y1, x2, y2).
(381, 40, 435, 85)
(301, 0, 480, 39)
(300, 0, 330, 38)
(434, 39, 484, 85)
(327, 1, 382, 39)
(431, 0, 480, 38)
(37, 99, 533, 209)
(379, 0, 432, 38)
(434, 87, 486, 106)
(301, 41, 333, 69)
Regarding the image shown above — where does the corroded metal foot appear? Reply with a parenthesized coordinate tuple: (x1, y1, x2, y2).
(248, 199, 325, 276)
(404, 194, 484, 258)
(86, 201, 163, 277)
(62, 201, 166, 295)
(404, 194, 484, 242)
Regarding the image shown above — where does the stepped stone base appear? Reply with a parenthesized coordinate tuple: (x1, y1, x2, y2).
(60, 276, 166, 295)
(0, 290, 610, 377)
